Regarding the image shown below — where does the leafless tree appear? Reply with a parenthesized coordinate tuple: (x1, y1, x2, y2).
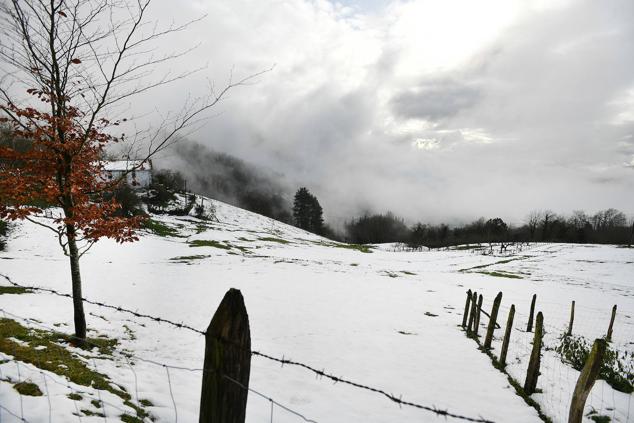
(526, 210, 542, 241)
(0, 0, 265, 341)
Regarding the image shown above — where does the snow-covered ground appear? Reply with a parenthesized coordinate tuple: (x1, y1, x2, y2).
(0, 198, 632, 423)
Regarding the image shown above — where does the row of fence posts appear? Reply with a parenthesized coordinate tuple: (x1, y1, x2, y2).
(197, 286, 620, 423)
(461, 289, 618, 423)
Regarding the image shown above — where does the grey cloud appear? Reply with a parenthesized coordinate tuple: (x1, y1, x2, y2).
(390, 79, 480, 121)
(123, 0, 634, 224)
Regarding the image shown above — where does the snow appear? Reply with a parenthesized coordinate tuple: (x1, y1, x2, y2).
(0, 197, 632, 422)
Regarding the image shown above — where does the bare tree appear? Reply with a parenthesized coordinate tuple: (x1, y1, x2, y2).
(526, 210, 542, 241)
(0, 0, 264, 342)
(539, 210, 556, 241)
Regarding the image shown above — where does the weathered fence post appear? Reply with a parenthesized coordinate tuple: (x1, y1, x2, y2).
(524, 312, 543, 395)
(526, 294, 537, 332)
(484, 292, 503, 349)
(606, 305, 617, 342)
(499, 305, 515, 367)
(462, 289, 472, 328)
(568, 339, 607, 423)
(567, 300, 575, 336)
(200, 288, 251, 423)
(467, 291, 478, 334)
(474, 294, 484, 338)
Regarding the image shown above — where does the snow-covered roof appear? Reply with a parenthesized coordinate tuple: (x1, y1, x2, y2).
(102, 160, 151, 172)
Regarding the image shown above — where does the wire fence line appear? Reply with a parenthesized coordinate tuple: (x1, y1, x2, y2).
(0, 275, 498, 423)
(467, 290, 633, 423)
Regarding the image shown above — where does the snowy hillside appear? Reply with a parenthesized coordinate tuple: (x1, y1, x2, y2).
(0, 197, 633, 423)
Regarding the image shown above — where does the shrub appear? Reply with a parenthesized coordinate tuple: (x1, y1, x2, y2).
(194, 198, 216, 221)
(103, 184, 144, 217)
(555, 333, 633, 393)
(0, 219, 8, 251)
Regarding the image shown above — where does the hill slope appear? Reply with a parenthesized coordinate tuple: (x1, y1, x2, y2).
(0, 197, 632, 422)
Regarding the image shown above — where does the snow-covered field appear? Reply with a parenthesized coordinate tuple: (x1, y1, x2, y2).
(0, 198, 632, 423)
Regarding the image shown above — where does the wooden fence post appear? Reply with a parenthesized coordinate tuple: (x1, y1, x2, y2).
(474, 294, 484, 338)
(462, 289, 472, 328)
(200, 288, 251, 423)
(606, 305, 617, 342)
(526, 294, 537, 332)
(524, 312, 543, 395)
(499, 305, 515, 367)
(568, 339, 607, 423)
(567, 300, 575, 336)
(484, 292, 503, 349)
(467, 291, 478, 334)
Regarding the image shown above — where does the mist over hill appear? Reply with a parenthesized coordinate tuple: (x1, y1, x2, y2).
(158, 141, 293, 223)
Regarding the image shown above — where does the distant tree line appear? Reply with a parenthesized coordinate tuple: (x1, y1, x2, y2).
(343, 209, 634, 248)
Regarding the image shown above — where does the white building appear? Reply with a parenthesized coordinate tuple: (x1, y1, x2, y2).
(102, 160, 152, 189)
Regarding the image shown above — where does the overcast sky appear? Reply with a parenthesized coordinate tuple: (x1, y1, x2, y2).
(141, 0, 633, 225)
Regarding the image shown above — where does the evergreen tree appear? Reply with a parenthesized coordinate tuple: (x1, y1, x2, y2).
(308, 195, 324, 234)
(293, 187, 324, 234)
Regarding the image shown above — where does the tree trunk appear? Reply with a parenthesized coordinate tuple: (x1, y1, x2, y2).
(67, 223, 87, 343)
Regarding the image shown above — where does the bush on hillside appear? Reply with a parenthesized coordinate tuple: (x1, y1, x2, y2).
(146, 170, 187, 208)
(555, 333, 633, 393)
(103, 184, 145, 217)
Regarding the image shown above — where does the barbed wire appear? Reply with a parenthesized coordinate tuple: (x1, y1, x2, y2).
(249, 351, 495, 423)
(0, 273, 206, 336)
(0, 274, 498, 423)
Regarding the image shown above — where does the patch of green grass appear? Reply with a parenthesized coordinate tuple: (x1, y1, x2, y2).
(139, 398, 153, 407)
(460, 256, 529, 272)
(476, 271, 523, 279)
(258, 237, 290, 244)
(188, 240, 231, 249)
(337, 243, 373, 253)
(314, 241, 373, 253)
(350, 263, 359, 267)
(0, 318, 151, 421)
(14, 381, 43, 396)
(401, 271, 416, 275)
(67, 393, 83, 401)
(169, 254, 211, 261)
(142, 219, 181, 237)
(229, 244, 252, 253)
(81, 409, 105, 417)
(122, 324, 136, 341)
(0, 286, 32, 295)
(121, 415, 145, 423)
(195, 224, 215, 234)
